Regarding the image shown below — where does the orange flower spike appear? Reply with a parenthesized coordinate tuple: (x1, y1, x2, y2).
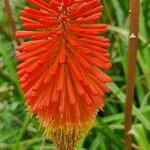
(16, 0, 112, 149)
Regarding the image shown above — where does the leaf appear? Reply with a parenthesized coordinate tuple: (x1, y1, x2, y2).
(132, 124, 150, 150)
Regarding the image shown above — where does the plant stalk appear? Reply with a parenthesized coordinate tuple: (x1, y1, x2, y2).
(124, 0, 140, 150)
(14, 116, 31, 150)
(4, 0, 20, 46)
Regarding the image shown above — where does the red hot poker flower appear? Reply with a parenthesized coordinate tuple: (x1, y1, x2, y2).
(16, 0, 112, 149)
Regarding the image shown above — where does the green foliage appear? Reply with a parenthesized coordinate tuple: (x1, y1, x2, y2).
(0, 0, 150, 149)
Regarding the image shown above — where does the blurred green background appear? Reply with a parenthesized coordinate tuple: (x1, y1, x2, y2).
(0, 0, 150, 150)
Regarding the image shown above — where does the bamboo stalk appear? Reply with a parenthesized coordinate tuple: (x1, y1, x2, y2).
(4, 0, 20, 46)
(124, 0, 140, 150)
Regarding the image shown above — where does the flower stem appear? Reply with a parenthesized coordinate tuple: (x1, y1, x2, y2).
(4, 0, 20, 46)
(124, 0, 140, 150)
(14, 116, 31, 150)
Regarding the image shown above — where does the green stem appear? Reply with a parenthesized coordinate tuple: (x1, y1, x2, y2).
(14, 116, 31, 150)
